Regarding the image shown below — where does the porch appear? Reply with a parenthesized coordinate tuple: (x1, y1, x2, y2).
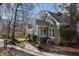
(38, 26, 55, 44)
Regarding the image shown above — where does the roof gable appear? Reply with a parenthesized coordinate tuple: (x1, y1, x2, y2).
(47, 11, 70, 24)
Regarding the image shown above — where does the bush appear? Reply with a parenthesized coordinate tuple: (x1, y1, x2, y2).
(18, 42, 25, 48)
(32, 34, 38, 43)
(60, 25, 77, 43)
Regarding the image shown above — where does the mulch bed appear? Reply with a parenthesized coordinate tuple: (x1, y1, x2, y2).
(31, 43, 79, 56)
(42, 43, 79, 56)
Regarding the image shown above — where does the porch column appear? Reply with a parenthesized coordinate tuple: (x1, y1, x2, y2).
(47, 25, 51, 44)
(48, 25, 51, 38)
(38, 27, 40, 44)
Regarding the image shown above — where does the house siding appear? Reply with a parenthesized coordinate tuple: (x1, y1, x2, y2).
(77, 22, 79, 36)
(34, 11, 70, 45)
(46, 13, 60, 45)
(52, 25, 60, 45)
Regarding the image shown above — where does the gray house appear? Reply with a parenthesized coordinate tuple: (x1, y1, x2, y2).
(34, 10, 70, 45)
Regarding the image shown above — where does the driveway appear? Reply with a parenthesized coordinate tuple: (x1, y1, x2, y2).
(0, 39, 4, 47)
(25, 42, 65, 56)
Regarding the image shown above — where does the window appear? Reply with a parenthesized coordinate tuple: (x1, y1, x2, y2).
(44, 29, 46, 35)
(39, 28, 47, 37)
(50, 29, 51, 36)
(50, 28, 55, 37)
(40, 29, 43, 36)
(52, 28, 54, 37)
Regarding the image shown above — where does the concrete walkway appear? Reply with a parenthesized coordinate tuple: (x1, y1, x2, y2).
(25, 42, 65, 56)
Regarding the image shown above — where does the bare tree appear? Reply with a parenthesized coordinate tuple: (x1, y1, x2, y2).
(5, 4, 14, 39)
(12, 4, 22, 42)
(12, 3, 36, 43)
(37, 10, 47, 20)
(0, 3, 36, 45)
(70, 3, 78, 41)
(70, 3, 77, 28)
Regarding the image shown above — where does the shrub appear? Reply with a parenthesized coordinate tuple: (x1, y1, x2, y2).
(32, 34, 38, 43)
(18, 42, 25, 48)
(60, 25, 77, 43)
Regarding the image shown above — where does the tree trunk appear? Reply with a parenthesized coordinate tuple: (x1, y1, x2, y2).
(70, 3, 77, 42)
(70, 3, 77, 28)
(12, 5, 18, 41)
(7, 19, 12, 39)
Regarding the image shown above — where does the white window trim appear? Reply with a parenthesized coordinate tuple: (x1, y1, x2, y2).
(50, 27, 55, 38)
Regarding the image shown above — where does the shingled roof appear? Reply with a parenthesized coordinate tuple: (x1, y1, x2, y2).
(47, 11, 70, 24)
(35, 10, 70, 26)
(35, 19, 50, 26)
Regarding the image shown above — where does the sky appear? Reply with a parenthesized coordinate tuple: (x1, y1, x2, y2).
(0, 3, 63, 24)
(34, 3, 59, 12)
(30, 3, 60, 19)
